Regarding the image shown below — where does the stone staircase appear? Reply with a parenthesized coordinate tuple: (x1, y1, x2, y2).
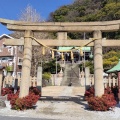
(61, 63, 81, 86)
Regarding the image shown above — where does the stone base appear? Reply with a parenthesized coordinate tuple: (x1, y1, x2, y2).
(0, 96, 6, 108)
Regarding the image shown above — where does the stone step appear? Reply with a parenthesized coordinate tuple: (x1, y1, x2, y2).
(66, 77, 79, 78)
(61, 63, 80, 86)
(39, 96, 84, 101)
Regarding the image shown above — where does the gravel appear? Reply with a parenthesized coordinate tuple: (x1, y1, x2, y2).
(0, 99, 119, 120)
(0, 87, 120, 120)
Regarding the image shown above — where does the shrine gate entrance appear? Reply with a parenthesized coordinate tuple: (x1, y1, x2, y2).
(0, 18, 120, 98)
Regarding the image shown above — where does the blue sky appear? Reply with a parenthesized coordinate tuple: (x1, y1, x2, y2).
(0, 0, 73, 35)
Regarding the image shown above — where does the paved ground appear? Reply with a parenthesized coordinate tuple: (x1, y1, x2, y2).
(0, 116, 53, 120)
(41, 86, 85, 97)
(0, 86, 120, 120)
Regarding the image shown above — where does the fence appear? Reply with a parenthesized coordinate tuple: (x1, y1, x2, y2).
(2, 71, 118, 88)
(80, 71, 118, 88)
(3, 76, 37, 88)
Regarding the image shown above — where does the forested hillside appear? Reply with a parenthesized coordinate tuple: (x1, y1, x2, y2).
(49, 0, 120, 39)
(50, 0, 120, 22)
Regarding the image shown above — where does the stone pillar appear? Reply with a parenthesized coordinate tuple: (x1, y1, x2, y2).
(85, 67, 90, 90)
(51, 74, 55, 86)
(103, 77, 107, 88)
(80, 71, 85, 86)
(0, 66, 4, 96)
(94, 30, 104, 97)
(51, 74, 54, 85)
(118, 72, 120, 101)
(112, 77, 116, 87)
(104, 82, 107, 89)
(116, 78, 118, 86)
(37, 66, 42, 94)
(108, 74, 111, 87)
(14, 78, 18, 94)
(91, 74, 94, 86)
(57, 32, 67, 40)
(0, 71, 3, 96)
(19, 30, 33, 98)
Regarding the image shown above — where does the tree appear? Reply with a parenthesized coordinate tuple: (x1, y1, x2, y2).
(49, 0, 103, 22)
(49, 0, 120, 40)
(11, 5, 52, 77)
(96, 2, 120, 21)
(82, 50, 120, 73)
(43, 59, 61, 74)
(19, 5, 41, 22)
(85, 61, 94, 74)
(103, 50, 120, 71)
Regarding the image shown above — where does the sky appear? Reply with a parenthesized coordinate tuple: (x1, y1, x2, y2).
(0, 0, 74, 35)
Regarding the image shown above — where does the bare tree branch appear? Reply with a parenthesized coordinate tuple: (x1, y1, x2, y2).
(11, 5, 52, 76)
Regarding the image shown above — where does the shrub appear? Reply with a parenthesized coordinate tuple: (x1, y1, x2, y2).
(102, 94, 117, 108)
(2, 87, 14, 96)
(88, 94, 117, 111)
(85, 86, 117, 111)
(42, 72, 51, 80)
(10, 93, 39, 110)
(2, 87, 40, 110)
(84, 86, 94, 100)
(9, 94, 19, 106)
(6, 66, 13, 72)
(104, 87, 112, 94)
(43, 60, 61, 74)
(85, 86, 114, 100)
(7, 92, 19, 101)
(29, 87, 41, 96)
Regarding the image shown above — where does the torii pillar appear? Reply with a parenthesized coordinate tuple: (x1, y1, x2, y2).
(19, 30, 33, 98)
(94, 30, 104, 96)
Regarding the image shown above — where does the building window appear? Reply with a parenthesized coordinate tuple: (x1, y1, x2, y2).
(18, 46, 23, 52)
(17, 72, 22, 77)
(2, 57, 8, 63)
(8, 47, 11, 52)
(2, 43, 6, 48)
(18, 57, 23, 65)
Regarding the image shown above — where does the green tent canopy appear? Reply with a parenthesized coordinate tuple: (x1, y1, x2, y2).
(107, 59, 120, 73)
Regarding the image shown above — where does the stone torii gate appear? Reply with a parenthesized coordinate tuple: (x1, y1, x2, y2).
(0, 18, 120, 98)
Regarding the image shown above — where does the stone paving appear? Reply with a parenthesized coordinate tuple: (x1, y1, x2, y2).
(41, 86, 85, 97)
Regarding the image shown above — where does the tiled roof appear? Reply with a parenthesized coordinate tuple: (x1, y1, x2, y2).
(0, 34, 13, 39)
(107, 59, 120, 73)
